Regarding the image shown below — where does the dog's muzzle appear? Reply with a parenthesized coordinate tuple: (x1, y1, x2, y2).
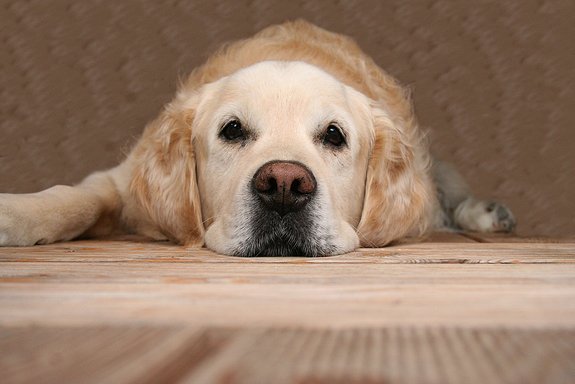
(237, 160, 328, 256)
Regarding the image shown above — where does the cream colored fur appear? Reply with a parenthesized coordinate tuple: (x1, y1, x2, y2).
(0, 20, 514, 254)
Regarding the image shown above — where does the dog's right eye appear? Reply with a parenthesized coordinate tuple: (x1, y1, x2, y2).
(220, 120, 246, 142)
(322, 124, 346, 148)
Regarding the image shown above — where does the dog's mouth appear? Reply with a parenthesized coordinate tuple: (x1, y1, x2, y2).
(233, 204, 334, 257)
(230, 161, 337, 257)
(239, 237, 307, 257)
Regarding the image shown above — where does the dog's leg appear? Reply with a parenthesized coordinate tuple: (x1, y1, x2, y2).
(432, 160, 516, 233)
(0, 168, 124, 246)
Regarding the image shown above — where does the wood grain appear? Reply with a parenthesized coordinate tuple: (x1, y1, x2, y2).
(0, 326, 232, 384)
(180, 327, 575, 384)
(1, 326, 574, 384)
(0, 234, 574, 383)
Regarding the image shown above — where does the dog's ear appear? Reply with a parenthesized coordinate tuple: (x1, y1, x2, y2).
(357, 99, 435, 246)
(129, 93, 204, 246)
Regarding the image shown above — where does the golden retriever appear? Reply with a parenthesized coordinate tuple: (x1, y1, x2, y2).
(0, 20, 515, 256)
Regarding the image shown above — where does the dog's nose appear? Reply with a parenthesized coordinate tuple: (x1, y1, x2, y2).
(252, 161, 317, 216)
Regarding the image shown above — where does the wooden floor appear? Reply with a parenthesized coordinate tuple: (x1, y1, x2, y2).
(1, 233, 574, 383)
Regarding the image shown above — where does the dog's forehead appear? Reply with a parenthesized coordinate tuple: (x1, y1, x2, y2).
(232, 61, 341, 85)
(223, 61, 349, 107)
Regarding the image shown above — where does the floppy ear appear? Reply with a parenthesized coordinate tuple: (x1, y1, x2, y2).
(357, 100, 435, 246)
(129, 97, 204, 246)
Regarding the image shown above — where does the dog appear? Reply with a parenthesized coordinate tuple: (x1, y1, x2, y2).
(0, 20, 515, 256)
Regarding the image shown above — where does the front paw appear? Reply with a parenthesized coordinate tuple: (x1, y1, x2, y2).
(0, 197, 46, 246)
(0, 210, 33, 246)
(0, 231, 9, 246)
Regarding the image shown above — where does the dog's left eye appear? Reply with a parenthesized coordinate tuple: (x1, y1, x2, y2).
(322, 124, 346, 148)
(220, 120, 246, 142)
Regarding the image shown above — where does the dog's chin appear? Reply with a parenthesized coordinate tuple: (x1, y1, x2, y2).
(233, 205, 336, 257)
(239, 241, 307, 257)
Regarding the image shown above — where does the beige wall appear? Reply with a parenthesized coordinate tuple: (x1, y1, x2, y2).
(0, 1, 573, 236)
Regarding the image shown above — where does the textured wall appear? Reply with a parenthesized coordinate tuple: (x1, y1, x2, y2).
(0, 0, 573, 236)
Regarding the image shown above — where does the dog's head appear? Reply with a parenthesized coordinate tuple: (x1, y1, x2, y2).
(131, 61, 434, 256)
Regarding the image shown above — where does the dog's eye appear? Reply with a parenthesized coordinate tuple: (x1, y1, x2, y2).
(322, 124, 346, 148)
(220, 120, 246, 142)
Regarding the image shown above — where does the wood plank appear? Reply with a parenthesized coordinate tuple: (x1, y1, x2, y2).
(181, 328, 575, 384)
(0, 237, 573, 264)
(0, 326, 231, 384)
(2, 326, 574, 384)
(1, 235, 574, 383)
(0, 237, 574, 328)
(1, 262, 574, 328)
(2, 261, 575, 284)
(461, 232, 575, 243)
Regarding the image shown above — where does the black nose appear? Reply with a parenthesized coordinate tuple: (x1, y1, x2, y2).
(252, 161, 317, 216)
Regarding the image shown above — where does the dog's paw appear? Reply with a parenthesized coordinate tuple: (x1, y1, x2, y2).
(0, 196, 45, 246)
(454, 198, 516, 233)
(0, 209, 30, 246)
(484, 201, 516, 232)
(0, 211, 22, 246)
(0, 231, 8, 246)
